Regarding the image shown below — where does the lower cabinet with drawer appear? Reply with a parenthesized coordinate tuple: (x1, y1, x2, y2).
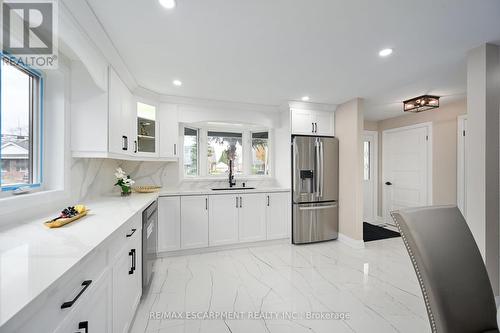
(55, 269, 113, 333)
(1, 207, 146, 333)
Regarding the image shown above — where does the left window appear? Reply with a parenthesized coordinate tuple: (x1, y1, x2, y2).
(0, 57, 42, 190)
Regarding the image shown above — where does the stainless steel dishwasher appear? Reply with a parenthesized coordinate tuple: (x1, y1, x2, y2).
(142, 200, 157, 294)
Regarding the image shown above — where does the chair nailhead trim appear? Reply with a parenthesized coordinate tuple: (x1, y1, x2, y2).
(390, 212, 437, 333)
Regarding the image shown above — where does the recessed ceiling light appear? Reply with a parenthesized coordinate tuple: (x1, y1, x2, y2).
(173, 79, 182, 86)
(301, 96, 310, 102)
(378, 48, 393, 57)
(159, 0, 176, 9)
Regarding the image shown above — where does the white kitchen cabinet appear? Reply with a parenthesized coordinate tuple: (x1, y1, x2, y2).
(158, 196, 181, 252)
(55, 270, 112, 333)
(209, 194, 239, 246)
(314, 110, 334, 136)
(135, 101, 159, 157)
(291, 109, 315, 134)
(238, 193, 266, 243)
(109, 67, 134, 156)
(266, 192, 290, 240)
(159, 103, 179, 159)
(111, 213, 142, 333)
(181, 196, 209, 249)
(291, 108, 334, 136)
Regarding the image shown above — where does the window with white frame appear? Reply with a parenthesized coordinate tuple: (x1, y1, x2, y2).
(0, 56, 43, 191)
(207, 131, 243, 176)
(182, 126, 270, 178)
(251, 131, 269, 175)
(183, 127, 199, 176)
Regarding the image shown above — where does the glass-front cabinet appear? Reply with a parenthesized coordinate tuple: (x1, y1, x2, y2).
(135, 102, 158, 156)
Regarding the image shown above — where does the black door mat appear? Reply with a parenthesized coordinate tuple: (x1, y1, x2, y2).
(363, 222, 400, 242)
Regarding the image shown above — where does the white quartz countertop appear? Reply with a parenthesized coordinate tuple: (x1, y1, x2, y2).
(0, 193, 158, 328)
(159, 187, 290, 196)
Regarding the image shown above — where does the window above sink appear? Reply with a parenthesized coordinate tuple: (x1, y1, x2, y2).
(181, 122, 272, 180)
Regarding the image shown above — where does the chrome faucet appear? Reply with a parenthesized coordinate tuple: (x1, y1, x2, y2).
(229, 159, 236, 187)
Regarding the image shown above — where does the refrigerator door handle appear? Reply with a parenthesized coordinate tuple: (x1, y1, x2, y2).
(315, 140, 321, 197)
(319, 140, 324, 197)
(299, 204, 337, 211)
(292, 140, 298, 196)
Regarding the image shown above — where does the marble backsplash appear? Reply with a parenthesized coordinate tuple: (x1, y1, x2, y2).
(70, 158, 278, 201)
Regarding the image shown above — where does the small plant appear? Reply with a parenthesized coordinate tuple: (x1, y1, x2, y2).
(114, 168, 135, 196)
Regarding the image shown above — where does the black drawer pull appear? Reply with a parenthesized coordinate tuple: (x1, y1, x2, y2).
(78, 321, 88, 333)
(126, 228, 137, 238)
(129, 249, 136, 274)
(61, 280, 92, 309)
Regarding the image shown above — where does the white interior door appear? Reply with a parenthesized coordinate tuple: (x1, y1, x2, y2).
(383, 124, 431, 219)
(457, 116, 467, 218)
(363, 131, 377, 223)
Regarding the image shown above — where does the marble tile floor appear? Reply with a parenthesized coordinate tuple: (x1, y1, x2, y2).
(130, 238, 430, 333)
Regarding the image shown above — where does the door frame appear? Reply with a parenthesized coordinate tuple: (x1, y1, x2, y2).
(457, 115, 467, 218)
(382, 122, 433, 220)
(363, 130, 379, 223)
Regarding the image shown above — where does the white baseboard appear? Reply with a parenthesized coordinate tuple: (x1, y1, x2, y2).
(157, 238, 291, 257)
(338, 233, 365, 249)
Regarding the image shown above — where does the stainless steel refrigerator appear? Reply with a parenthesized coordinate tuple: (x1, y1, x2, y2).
(292, 135, 339, 244)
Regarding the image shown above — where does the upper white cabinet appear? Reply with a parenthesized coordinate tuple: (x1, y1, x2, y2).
(266, 192, 290, 240)
(71, 65, 179, 161)
(180, 196, 209, 249)
(135, 101, 159, 157)
(291, 108, 334, 136)
(159, 103, 179, 159)
(108, 68, 134, 156)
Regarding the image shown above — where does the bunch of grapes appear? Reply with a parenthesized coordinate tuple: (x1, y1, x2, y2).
(61, 206, 79, 218)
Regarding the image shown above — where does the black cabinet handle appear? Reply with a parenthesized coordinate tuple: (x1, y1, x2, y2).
(267, 195, 270, 207)
(122, 136, 128, 151)
(174, 143, 177, 155)
(126, 228, 137, 238)
(239, 196, 242, 208)
(312, 123, 315, 133)
(205, 198, 208, 210)
(129, 249, 136, 274)
(78, 321, 88, 333)
(134, 140, 138, 153)
(315, 123, 318, 133)
(61, 280, 92, 309)
(236, 196, 238, 208)
(385, 181, 392, 186)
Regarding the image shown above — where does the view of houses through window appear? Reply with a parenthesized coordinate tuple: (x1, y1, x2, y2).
(183, 127, 269, 177)
(1, 60, 38, 188)
(208, 131, 243, 176)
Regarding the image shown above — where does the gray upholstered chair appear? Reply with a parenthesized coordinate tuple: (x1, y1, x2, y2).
(391, 205, 499, 333)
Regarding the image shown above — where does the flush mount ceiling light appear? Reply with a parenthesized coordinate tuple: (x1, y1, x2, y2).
(301, 96, 310, 102)
(378, 48, 393, 57)
(159, 0, 176, 9)
(403, 95, 440, 113)
(172, 79, 182, 86)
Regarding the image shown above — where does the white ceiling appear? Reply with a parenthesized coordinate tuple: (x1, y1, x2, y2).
(85, 0, 500, 120)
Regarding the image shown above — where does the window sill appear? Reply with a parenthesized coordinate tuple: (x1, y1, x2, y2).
(0, 189, 69, 223)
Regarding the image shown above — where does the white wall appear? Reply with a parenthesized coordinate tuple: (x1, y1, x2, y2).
(466, 43, 500, 294)
(335, 98, 364, 241)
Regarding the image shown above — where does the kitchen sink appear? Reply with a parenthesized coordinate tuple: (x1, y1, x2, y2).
(211, 187, 256, 191)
